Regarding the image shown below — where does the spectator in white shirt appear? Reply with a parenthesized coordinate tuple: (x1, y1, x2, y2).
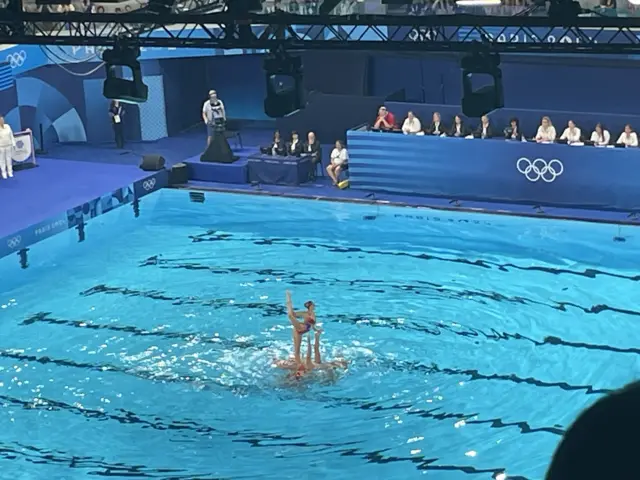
(617, 124, 639, 147)
(402, 111, 423, 135)
(560, 120, 581, 144)
(327, 140, 348, 186)
(535, 116, 556, 143)
(0, 116, 16, 179)
(590, 123, 610, 146)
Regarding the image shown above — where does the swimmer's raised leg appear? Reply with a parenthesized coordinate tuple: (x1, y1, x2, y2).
(286, 290, 305, 363)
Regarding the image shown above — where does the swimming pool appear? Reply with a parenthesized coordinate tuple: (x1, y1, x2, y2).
(1, 189, 639, 480)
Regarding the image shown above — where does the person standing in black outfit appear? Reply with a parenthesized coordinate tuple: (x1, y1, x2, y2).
(109, 100, 125, 148)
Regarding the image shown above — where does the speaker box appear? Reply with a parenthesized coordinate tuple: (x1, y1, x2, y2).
(140, 154, 166, 171)
(169, 163, 189, 186)
(201, 133, 238, 163)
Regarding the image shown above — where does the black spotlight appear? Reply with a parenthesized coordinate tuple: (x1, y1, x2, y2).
(103, 45, 148, 104)
(263, 51, 304, 118)
(225, 0, 262, 13)
(146, 0, 175, 14)
(461, 52, 503, 118)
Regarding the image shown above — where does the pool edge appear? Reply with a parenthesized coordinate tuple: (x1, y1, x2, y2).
(172, 184, 640, 228)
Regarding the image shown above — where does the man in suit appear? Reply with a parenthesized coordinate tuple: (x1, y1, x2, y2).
(474, 115, 494, 139)
(261, 130, 286, 156)
(304, 131, 322, 177)
(108, 100, 125, 149)
(287, 131, 304, 157)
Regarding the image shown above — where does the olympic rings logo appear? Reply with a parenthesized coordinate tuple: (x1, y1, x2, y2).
(6, 236, 21, 249)
(6, 50, 26, 69)
(142, 178, 156, 191)
(516, 157, 564, 183)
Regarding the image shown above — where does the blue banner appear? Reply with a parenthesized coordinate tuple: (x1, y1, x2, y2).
(346, 131, 640, 211)
(454, 26, 640, 46)
(0, 213, 68, 259)
(132, 170, 168, 199)
(0, 171, 167, 260)
(4, 23, 639, 77)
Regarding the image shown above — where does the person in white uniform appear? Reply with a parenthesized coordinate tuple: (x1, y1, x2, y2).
(326, 140, 349, 186)
(590, 123, 611, 146)
(0, 116, 16, 179)
(616, 124, 639, 147)
(401, 111, 423, 135)
(535, 116, 557, 143)
(560, 120, 582, 144)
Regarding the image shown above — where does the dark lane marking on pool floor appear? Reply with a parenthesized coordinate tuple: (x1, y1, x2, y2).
(0, 441, 224, 478)
(0, 393, 536, 479)
(140, 255, 640, 322)
(0, 394, 360, 450)
(0, 437, 522, 480)
(79, 284, 640, 358)
(18, 312, 613, 397)
(187, 229, 640, 284)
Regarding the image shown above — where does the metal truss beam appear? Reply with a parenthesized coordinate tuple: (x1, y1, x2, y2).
(2, 13, 640, 53)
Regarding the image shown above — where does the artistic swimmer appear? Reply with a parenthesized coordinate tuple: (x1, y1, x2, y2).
(274, 330, 349, 380)
(285, 290, 320, 364)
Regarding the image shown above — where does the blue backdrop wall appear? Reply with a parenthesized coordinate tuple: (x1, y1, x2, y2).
(0, 51, 638, 145)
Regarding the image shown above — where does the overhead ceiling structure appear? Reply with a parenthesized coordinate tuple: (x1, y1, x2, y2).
(1, 5, 640, 53)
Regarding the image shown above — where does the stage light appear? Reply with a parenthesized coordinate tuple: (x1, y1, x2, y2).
(461, 52, 504, 118)
(263, 52, 304, 118)
(102, 45, 148, 104)
(224, 0, 262, 13)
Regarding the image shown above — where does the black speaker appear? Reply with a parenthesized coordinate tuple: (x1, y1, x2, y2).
(169, 163, 189, 186)
(201, 133, 238, 164)
(140, 154, 166, 171)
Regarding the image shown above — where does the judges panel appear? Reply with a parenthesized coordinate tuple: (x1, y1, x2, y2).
(346, 131, 640, 210)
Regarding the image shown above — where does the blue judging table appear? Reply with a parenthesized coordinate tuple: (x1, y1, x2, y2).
(346, 131, 640, 211)
(247, 153, 313, 186)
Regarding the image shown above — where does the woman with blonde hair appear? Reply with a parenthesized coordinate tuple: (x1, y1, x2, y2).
(535, 116, 556, 143)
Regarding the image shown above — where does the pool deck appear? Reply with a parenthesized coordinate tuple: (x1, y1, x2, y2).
(1, 128, 639, 260)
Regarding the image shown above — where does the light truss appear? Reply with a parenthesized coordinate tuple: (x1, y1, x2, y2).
(1, 12, 640, 53)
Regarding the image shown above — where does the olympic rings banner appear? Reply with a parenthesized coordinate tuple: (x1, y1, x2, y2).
(12, 130, 36, 167)
(346, 131, 640, 211)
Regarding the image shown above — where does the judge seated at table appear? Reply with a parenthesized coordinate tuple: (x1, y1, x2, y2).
(287, 131, 303, 157)
(617, 124, 639, 147)
(304, 131, 322, 169)
(373, 106, 396, 131)
(426, 112, 444, 136)
(590, 123, 610, 146)
(402, 111, 423, 135)
(327, 140, 348, 186)
(473, 115, 494, 139)
(261, 130, 286, 156)
(535, 116, 557, 143)
(559, 120, 582, 144)
(447, 115, 470, 138)
(504, 117, 523, 141)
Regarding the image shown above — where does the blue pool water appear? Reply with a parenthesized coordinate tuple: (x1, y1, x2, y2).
(1, 190, 639, 480)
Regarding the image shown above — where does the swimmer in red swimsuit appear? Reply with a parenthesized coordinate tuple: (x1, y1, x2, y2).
(286, 290, 320, 363)
(274, 331, 348, 379)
